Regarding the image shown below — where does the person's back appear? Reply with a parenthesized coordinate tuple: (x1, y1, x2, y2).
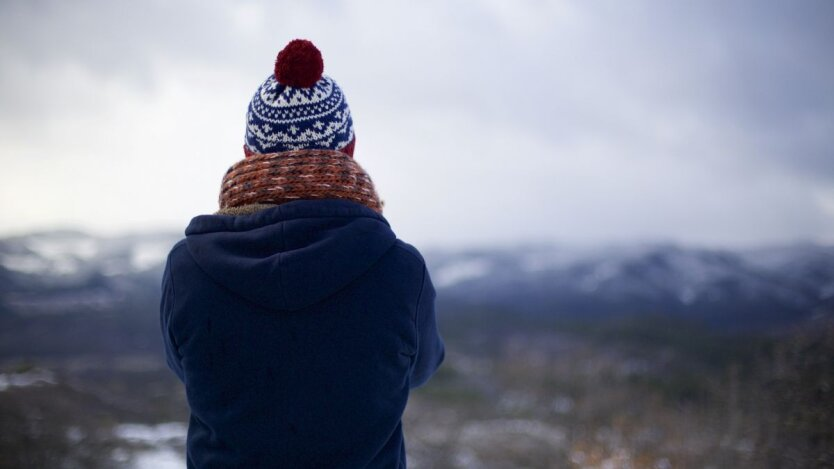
(159, 40, 445, 468)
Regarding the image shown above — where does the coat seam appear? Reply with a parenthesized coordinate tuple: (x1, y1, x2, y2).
(409, 262, 428, 359)
(279, 215, 288, 309)
(391, 240, 427, 358)
(168, 252, 176, 316)
(167, 242, 186, 329)
(392, 241, 424, 265)
(164, 242, 185, 361)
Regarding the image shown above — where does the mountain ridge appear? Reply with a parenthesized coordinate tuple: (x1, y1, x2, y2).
(1, 230, 832, 330)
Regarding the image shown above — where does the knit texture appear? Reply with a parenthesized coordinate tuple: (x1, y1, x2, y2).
(218, 149, 383, 214)
(244, 74, 354, 154)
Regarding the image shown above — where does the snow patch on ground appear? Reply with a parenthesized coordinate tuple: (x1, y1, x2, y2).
(112, 422, 188, 469)
(113, 422, 187, 445)
(0, 369, 56, 392)
(131, 447, 185, 469)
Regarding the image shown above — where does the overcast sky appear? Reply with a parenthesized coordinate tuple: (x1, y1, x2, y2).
(1, 0, 832, 249)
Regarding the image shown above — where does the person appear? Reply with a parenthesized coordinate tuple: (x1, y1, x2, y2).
(159, 39, 445, 468)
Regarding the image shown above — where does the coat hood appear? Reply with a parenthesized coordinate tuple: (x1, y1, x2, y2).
(184, 199, 397, 312)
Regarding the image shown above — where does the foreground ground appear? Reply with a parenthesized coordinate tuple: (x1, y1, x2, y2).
(1, 313, 832, 468)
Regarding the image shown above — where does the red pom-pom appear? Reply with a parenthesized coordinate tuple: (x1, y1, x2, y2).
(274, 39, 324, 88)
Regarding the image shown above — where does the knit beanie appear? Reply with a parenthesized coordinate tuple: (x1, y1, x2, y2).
(243, 39, 356, 157)
(218, 40, 382, 215)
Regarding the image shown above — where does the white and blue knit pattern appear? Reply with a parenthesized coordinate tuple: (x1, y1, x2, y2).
(244, 74, 354, 154)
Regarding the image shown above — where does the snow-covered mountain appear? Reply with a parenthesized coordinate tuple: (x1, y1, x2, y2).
(0, 229, 177, 279)
(1, 231, 833, 329)
(423, 241, 834, 327)
(0, 230, 181, 315)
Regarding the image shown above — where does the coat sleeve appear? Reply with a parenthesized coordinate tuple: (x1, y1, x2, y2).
(409, 263, 445, 389)
(160, 252, 185, 383)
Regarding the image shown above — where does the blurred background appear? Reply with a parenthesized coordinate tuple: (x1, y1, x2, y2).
(1, 0, 833, 468)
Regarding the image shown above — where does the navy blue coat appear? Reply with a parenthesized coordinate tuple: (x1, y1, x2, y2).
(159, 198, 445, 468)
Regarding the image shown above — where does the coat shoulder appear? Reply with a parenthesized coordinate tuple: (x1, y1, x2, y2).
(167, 238, 188, 259)
(164, 238, 190, 271)
(391, 238, 428, 268)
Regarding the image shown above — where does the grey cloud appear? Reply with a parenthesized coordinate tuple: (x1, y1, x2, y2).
(1, 0, 832, 244)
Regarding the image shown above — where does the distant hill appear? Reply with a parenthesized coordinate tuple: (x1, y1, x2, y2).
(427, 241, 834, 329)
(1, 230, 832, 355)
(0, 230, 180, 314)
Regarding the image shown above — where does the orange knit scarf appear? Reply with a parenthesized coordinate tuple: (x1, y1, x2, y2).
(218, 149, 384, 214)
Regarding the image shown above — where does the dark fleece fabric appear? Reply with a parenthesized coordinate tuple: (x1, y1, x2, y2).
(159, 198, 445, 468)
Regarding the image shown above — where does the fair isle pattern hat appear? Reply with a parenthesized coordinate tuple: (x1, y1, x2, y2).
(244, 39, 355, 157)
